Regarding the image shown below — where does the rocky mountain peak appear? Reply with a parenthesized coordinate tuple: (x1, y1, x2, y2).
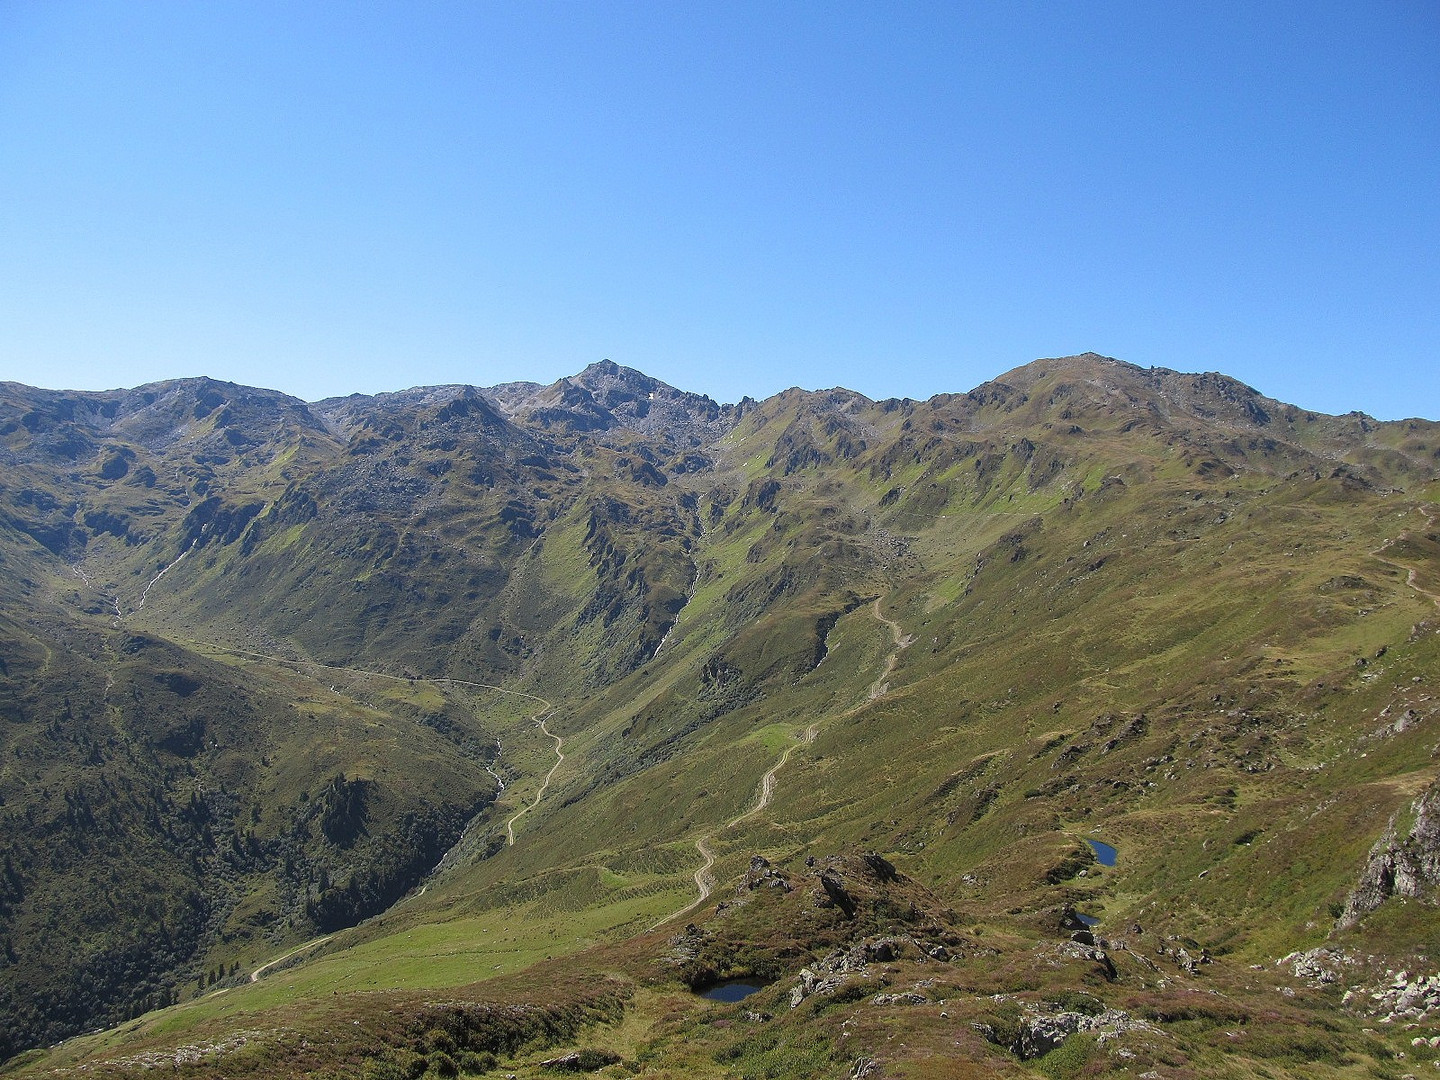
(482, 360, 732, 443)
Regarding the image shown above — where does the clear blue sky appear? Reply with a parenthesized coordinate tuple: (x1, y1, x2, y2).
(1, 2, 1436, 418)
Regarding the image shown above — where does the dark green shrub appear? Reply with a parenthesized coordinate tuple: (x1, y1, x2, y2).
(457, 1049, 497, 1074)
(1047, 990, 1104, 1016)
(424, 1028, 458, 1055)
(428, 1050, 459, 1078)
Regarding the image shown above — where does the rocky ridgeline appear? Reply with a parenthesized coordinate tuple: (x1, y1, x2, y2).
(663, 850, 965, 1004)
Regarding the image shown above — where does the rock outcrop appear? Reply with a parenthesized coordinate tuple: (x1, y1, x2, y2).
(538, 1049, 623, 1072)
(818, 869, 859, 917)
(1338, 779, 1440, 929)
(788, 935, 952, 1008)
(739, 855, 792, 893)
(1278, 947, 1356, 985)
(1344, 969, 1440, 1022)
(980, 1006, 1155, 1060)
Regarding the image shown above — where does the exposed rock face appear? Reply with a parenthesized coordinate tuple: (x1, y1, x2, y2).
(1013, 1011, 1088, 1059)
(981, 1007, 1155, 1060)
(862, 852, 899, 881)
(1339, 779, 1440, 929)
(739, 855, 792, 894)
(818, 869, 858, 917)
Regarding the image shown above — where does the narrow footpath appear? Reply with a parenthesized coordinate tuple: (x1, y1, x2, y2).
(1371, 504, 1440, 607)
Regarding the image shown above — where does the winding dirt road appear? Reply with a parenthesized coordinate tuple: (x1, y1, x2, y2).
(652, 597, 912, 929)
(249, 935, 332, 982)
(728, 743, 796, 828)
(505, 713, 565, 845)
(867, 596, 915, 699)
(668, 837, 718, 922)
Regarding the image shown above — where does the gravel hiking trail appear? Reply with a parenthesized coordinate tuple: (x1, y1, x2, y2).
(653, 598, 913, 929)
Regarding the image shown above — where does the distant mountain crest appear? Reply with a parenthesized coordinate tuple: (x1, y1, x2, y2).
(481, 358, 733, 441)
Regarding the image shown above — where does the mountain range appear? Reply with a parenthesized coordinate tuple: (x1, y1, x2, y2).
(2, 353, 1439, 1078)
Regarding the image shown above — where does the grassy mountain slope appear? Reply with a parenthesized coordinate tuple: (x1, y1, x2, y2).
(3, 355, 1440, 1077)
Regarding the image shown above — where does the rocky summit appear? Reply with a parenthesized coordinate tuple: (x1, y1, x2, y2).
(2, 353, 1440, 1078)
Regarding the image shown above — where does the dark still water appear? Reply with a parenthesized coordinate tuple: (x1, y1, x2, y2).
(699, 980, 766, 1002)
(1086, 838, 1118, 866)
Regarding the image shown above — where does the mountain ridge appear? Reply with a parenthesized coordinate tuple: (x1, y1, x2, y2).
(2, 353, 1440, 1076)
(8, 348, 1429, 420)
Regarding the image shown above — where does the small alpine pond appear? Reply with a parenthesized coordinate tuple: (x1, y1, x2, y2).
(1086, 838, 1117, 866)
(698, 980, 767, 1002)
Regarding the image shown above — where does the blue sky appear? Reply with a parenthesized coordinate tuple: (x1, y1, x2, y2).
(1, 2, 1436, 418)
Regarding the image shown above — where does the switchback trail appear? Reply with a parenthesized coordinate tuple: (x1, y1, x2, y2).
(653, 597, 913, 929)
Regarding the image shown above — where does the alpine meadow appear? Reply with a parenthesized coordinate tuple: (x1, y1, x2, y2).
(4, 352, 1440, 1079)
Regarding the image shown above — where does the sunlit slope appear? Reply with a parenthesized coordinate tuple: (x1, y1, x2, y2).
(26, 461, 1440, 1077)
(4, 354, 1440, 1075)
(399, 386, 1440, 960)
